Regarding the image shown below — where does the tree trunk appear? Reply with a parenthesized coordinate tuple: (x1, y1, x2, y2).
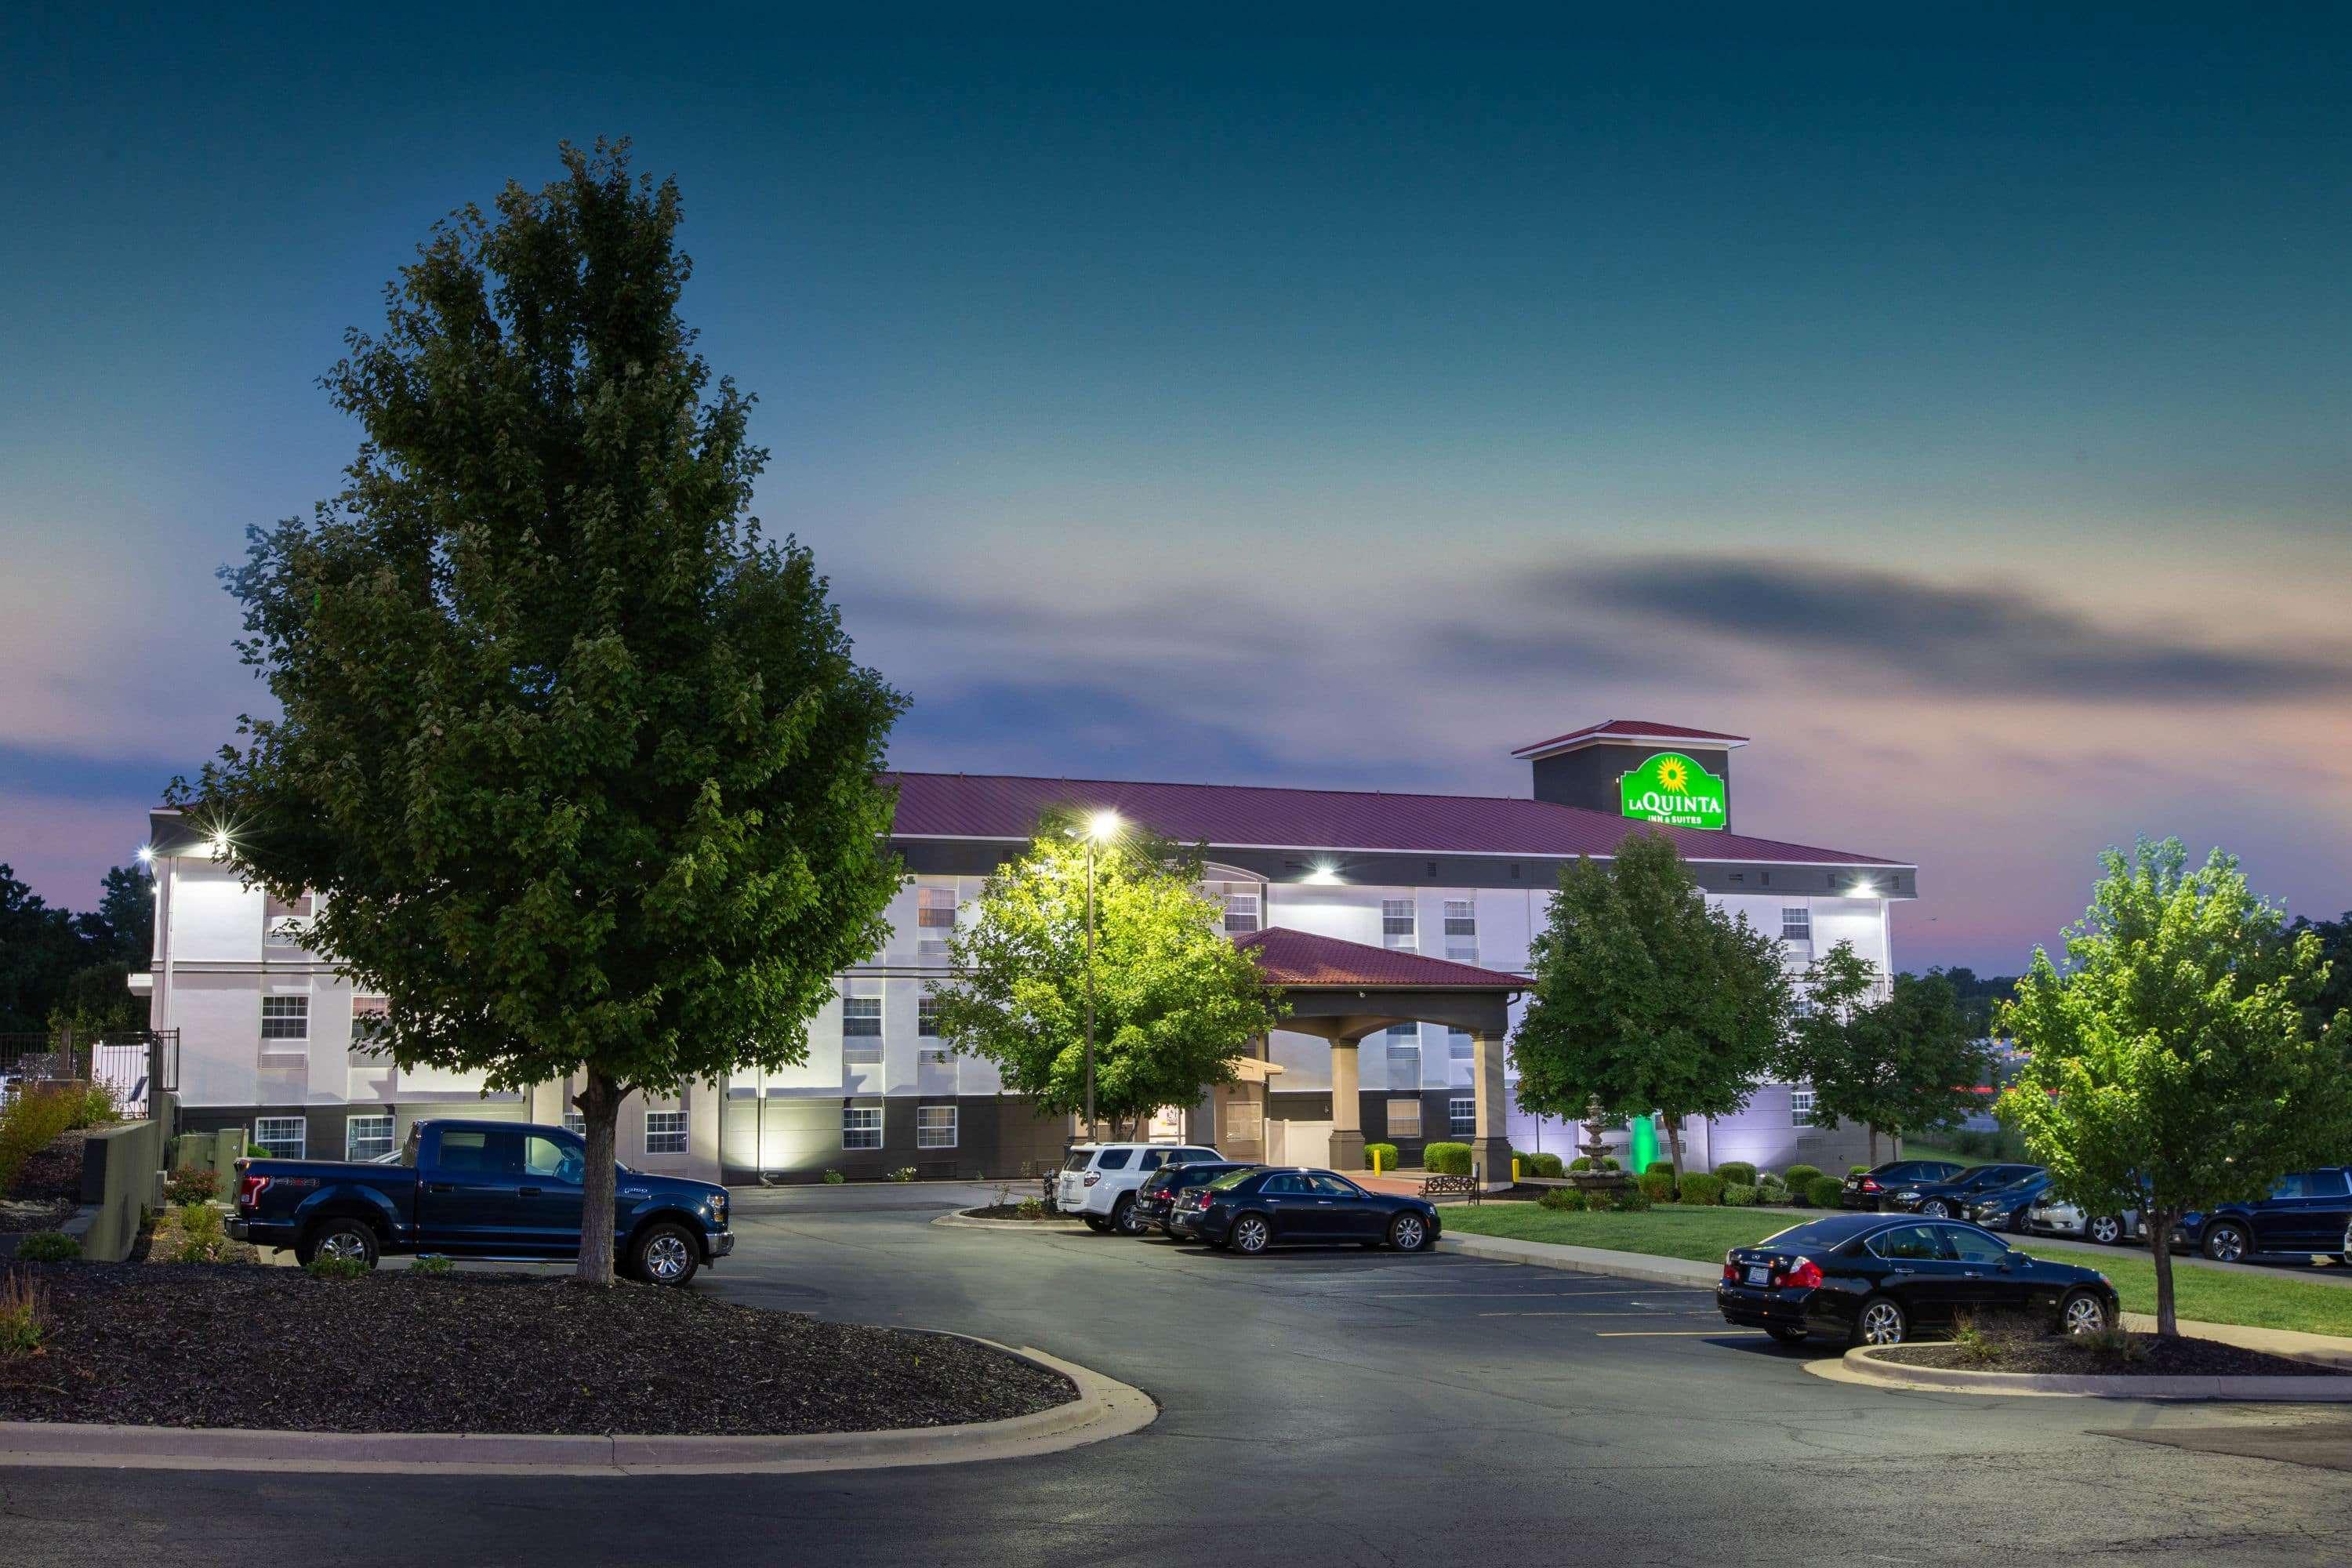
(1867, 1124, 1880, 1164)
(2147, 1207, 2177, 1338)
(1662, 1115, 1684, 1196)
(575, 1073, 621, 1287)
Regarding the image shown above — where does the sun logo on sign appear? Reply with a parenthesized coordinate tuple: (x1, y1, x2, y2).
(1653, 756, 1690, 793)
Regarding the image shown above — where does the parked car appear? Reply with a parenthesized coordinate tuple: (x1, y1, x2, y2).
(1715, 1213, 2118, 1347)
(1053, 1142, 1225, 1236)
(1968, 1170, 2056, 1233)
(1882, 1163, 2043, 1219)
(1171, 1166, 1439, 1254)
(1840, 1159, 1966, 1210)
(227, 1118, 733, 1284)
(1131, 1160, 1251, 1237)
(2172, 1167, 2352, 1264)
(2027, 1198, 2143, 1247)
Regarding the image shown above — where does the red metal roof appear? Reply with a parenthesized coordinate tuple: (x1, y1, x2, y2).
(1510, 719, 1751, 758)
(1235, 927, 1529, 990)
(882, 771, 1904, 866)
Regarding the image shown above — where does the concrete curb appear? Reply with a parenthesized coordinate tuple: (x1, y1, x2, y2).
(931, 1210, 1093, 1234)
(0, 1334, 1156, 1475)
(1806, 1344, 2352, 1401)
(1436, 1231, 1722, 1288)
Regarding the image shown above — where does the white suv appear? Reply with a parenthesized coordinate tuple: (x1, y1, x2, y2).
(1054, 1143, 1224, 1235)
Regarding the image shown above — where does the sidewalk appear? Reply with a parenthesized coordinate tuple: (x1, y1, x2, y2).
(1438, 1229, 2352, 1367)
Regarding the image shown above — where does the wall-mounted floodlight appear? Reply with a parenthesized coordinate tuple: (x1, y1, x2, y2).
(1303, 861, 1342, 885)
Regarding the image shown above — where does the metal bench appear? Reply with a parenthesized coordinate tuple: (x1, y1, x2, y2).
(1420, 1172, 1480, 1205)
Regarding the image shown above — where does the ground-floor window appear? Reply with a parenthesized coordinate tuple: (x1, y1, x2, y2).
(644, 1110, 688, 1154)
(844, 1105, 884, 1149)
(1447, 1098, 1475, 1138)
(916, 1105, 956, 1149)
(252, 1116, 307, 1159)
(345, 1114, 394, 1162)
(1386, 1098, 1422, 1138)
(1789, 1088, 1817, 1127)
(563, 1110, 586, 1137)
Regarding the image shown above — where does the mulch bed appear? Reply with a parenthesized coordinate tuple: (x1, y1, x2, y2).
(960, 1204, 1075, 1222)
(0, 1262, 1078, 1435)
(1881, 1333, 2343, 1379)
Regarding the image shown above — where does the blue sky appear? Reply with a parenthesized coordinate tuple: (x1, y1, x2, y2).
(4, 5, 2348, 968)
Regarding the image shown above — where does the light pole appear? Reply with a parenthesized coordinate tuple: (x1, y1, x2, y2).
(1080, 809, 1120, 1136)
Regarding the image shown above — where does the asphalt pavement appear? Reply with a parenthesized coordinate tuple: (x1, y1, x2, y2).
(4, 1181, 2350, 1566)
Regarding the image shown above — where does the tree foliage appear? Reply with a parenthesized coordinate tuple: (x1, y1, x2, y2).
(1776, 943, 1988, 1161)
(1998, 838, 2352, 1336)
(172, 141, 906, 1283)
(1510, 831, 1791, 1183)
(932, 816, 1283, 1134)
(0, 863, 151, 1036)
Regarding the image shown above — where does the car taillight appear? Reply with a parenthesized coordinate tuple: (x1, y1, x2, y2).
(1722, 1260, 1740, 1283)
(1860, 1178, 1880, 1192)
(1780, 1257, 1823, 1290)
(1083, 1171, 1101, 1186)
(238, 1172, 270, 1208)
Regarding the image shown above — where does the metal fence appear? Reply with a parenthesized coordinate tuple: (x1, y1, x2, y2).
(0, 1029, 179, 1117)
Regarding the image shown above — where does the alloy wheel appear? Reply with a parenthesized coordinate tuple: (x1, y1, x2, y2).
(2063, 1294, 2108, 1335)
(2089, 1217, 2122, 1246)
(1392, 1215, 1426, 1251)
(1922, 1200, 1950, 1218)
(2206, 1225, 2248, 1264)
(320, 1228, 371, 1263)
(644, 1232, 691, 1282)
(1859, 1300, 1905, 1345)
(1234, 1216, 1269, 1254)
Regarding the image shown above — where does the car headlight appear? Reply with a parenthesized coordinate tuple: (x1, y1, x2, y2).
(710, 1194, 727, 1218)
(1893, 1189, 1918, 1201)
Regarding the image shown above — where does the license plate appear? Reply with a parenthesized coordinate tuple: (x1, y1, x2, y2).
(1747, 1265, 1769, 1285)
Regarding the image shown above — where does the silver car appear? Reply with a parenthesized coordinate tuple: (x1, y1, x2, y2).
(2027, 1198, 2140, 1246)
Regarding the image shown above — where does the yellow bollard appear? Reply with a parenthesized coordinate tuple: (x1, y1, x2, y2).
(1512, 1157, 1521, 1182)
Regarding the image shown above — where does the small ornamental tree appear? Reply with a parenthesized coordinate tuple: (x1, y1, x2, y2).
(1511, 831, 1790, 1188)
(1998, 838, 2352, 1336)
(932, 815, 1283, 1136)
(175, 142, 906, 1284)
(1777, 942, 1987, 1163)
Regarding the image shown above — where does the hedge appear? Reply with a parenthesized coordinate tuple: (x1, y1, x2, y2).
(1523, 1151, 1566, 1178)
(1713, 1161, 1757, 1187)
(1422, 1142, 1474, 1175)
(1781, 1163, 1825, 1190)
(1721, 1181, 1759, 1207)
(1804, 1175, 1846, 1207)
(1677, 1173, 1726, 1206)
(1636, 1171, 1677, 1203)
(1755, 1178, 1792, 1205)
(1539, 1186, 1589, 1211)
(1646, 1160, 1676, 1175)
(1610, 1185, 1652, 1212)
(1569, 1156, 1592, 1171)
(1363, 1142, 1399, 1171)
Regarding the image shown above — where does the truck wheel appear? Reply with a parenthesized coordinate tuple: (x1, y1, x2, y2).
(297, 1218, 379, 1270)
(631, 1221, 701, 1286)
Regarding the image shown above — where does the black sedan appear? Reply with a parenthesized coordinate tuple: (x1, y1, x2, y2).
(1131, 1161, 1252, 1236)
(1968, 1171, 2056, 1233)
(1840, 1159, 1965, 1210)
(1882, 1162, 2044, 1219)
(1715, 1213, 2119, 1347)
(1171, 1166, 1439, 1254)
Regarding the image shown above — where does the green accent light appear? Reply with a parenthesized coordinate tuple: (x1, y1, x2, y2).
(1619, 751, 1727, 829)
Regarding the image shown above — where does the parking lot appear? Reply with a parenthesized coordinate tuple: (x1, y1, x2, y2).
(8, 1181, 2352, 1566)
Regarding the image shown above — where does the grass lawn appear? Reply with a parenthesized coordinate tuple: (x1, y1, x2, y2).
(1444, 1202, 2352, 1339)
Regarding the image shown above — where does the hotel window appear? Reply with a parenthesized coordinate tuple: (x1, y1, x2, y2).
(252, 1116, 307, 1159)
(843, 1105, 884, 1149)
(842, 995, 883, 1063)
(1448, 1098, 1476, 1138)
(263, 890, 315, 948)
(1448, 1027, 1474, 1086)
(917, 885, 956, 957)
(1443, 898, 1477, 963)
(349, 996, 389, 1058)
(1387, 1098, 1422, 1138)
(1381, 898, 1417, 950)
(1222, 891, 1261, 934)
(1790, 1088, 1817, 1127)
(260, 994, 309, 1042)
(644, 1111, 688, 1154)
(345, 1115, 394, 1163)
(564, 1111, 586, 1137)
(917, 993, 941, 1037)
(1780, 906, 1812, 943)
(916, 1105, 957, 1149)
(1381, 1025, 1421, 1087)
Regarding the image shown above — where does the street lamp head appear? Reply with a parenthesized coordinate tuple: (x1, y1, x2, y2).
(1086, 809, 1122, 844)
(136, 844, 154, 865)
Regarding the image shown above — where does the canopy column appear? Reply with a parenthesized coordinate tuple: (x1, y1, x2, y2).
(1327, 1040, 1363, 1173)
(1472, 1030, 1512, 1187)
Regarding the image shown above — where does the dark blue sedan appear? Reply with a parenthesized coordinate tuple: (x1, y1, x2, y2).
(1171, 1166, 1439, 1254)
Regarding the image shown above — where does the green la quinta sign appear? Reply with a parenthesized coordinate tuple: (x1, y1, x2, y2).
(1620, 752, 1727, 829)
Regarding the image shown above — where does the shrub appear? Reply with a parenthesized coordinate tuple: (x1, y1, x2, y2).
(1524, 1152, 1566, 1178)
(1610, 1185, 1652, 1212)
(1646, 1160, 1675, 1175)
(165, 1165, 220, 1205)
(1568, 1156, 1592, 1172)
(1849, 1165, 1869, 1176)
(821, 1170, 846, 1185)
(13, 1231, 79, 1262)
(1422, 1142, 1474, 1175)
(1713, 1161, 1757, 1186)
(0, 1087, 81, 1196)
(1636, 1171, 1676, 1203)
(1781, 1163, 1824, 1190)
(887, 1167, 916, 1183)
(1804, 1175, 1845, 1207)
(1014, 1198, 1046, 1219)
(68, 1082, 121, 1130)
(1363, 1142, 1399, 1172)
(1721, 1181, 1758, 1207)
(1677, 1174, 1726, 1206)
(1755, 1177, 1792, 1205)
(1539, 1185, 1589, 1211)
(176, 1201, 223, 1241)
(0, 1269, 48, 1355)
(306, 1254, 368, 1280)
(409, 1255, 454, 1275)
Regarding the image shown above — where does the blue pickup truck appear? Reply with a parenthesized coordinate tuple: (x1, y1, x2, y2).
(227, 1119, 734, 1284)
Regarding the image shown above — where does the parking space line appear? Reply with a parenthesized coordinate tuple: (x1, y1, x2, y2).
(1476, 1309, 1725, 1318)
(1594, 1330, 1768, 1337)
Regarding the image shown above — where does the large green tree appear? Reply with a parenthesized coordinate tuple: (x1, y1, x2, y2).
(0, 866, 87, 1036)
(1998, 839, 2352, 1336)
(932, 815, 1282, 1137)
(1776, 943, 1988, 1163)
(176, 141, 906, 1283)
(1511, 830, 1791, 1185)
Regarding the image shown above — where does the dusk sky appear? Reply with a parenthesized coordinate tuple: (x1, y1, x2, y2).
(4, 6, 2347, 971)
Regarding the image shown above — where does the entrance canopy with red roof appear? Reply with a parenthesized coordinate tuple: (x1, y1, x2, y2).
(1232, 927, 1522, 1043)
